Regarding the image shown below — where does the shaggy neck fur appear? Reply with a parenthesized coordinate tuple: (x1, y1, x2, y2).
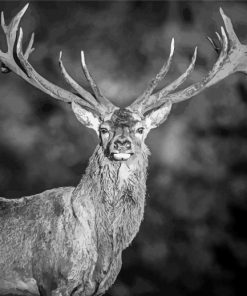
(72, 144, 150, 279)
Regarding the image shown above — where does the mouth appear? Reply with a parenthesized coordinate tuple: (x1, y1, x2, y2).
(112, 153, 133, 161)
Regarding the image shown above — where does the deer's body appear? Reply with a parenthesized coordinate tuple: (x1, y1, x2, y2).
(0, 145, 149, 296)
(0, 3, 247, 296)
(0, 187, 75, 295)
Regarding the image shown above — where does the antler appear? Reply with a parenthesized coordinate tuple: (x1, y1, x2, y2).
(132, 38, 175, 107)
(0, 4, 116, 114)
(130, 8, 247, 114)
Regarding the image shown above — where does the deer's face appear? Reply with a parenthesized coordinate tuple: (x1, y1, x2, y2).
(72, 101, 172, 161)
(99, 109, 146, 161)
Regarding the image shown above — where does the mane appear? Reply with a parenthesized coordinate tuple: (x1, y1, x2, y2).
(73, 144, 150, 251)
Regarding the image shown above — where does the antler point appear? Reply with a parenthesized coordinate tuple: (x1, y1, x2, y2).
(81, 51, 86, 66)
(23, 3, 30, 12)
(219, 7, 226, 18)
(219, 8, 229, 25)
(194, 46, 198, 56)
(219, 7, 228, 19)
(171, 38, 175, 50)
(1, 11, 6, 31)
(18, 3, 29, 18)
(207, 36, 214, 45)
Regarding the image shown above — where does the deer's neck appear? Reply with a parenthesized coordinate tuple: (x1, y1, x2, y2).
(73, 144, 150, 250)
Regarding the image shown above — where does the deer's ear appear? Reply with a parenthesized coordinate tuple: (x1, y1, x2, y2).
(144, 101, 172, 129)
(72, 102, 101, 132)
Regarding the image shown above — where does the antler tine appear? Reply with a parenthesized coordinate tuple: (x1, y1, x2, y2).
(207, 36, 220, 53)
(157, 25, 229, 105)
(138, 7, 247, 112)
(129, 38, 175, 111)
(1, 11, 6, 34)
(0, 4, 101, 112)
(59, 51, 101, 108)
(80, 51, 116, 111)
(1, 6, 31, 72)
(219, 7, 241, 47)
(140, 47, 197, 113)
(16, 27, 93, 108)
(215, 32, 222, 44)
(158, 47, 197, 97)
(140, 38, 175, 98)
(24, 32, 35, 59)
(1, 3, 29, 51)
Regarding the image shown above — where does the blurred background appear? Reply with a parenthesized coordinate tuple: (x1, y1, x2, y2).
(1, 1, 247, 295)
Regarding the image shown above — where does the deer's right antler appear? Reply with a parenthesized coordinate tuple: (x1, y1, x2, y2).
(0, 4, 117, 114)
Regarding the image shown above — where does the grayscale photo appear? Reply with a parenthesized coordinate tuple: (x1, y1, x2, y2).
(0, 1, 247, 296)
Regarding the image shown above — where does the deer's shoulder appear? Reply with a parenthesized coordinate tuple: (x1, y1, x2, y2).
(0, 187, 75, 217)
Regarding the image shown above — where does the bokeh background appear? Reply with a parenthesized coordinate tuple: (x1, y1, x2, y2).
(1, 1, 247, 295)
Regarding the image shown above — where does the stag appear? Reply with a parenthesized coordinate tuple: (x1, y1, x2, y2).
(0, 3, 246, 296)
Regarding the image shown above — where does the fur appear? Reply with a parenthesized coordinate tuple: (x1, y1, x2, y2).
(0, 144, 150, 296)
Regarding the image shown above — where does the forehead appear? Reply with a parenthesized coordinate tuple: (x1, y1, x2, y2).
(103, 108, 142, 128)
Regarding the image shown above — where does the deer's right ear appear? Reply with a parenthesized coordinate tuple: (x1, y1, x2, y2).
(72, 102, 101, 133)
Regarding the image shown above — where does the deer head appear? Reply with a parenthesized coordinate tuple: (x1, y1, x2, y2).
(62, 51, 172, 162)
(72, 98, 171, 161)
(0, 4, 247, 162)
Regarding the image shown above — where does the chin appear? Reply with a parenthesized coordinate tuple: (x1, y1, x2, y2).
(111, 153, 134, 161)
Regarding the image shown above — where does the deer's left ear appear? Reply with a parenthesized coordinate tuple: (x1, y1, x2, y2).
(144, 100, 172, 129)
(72, 102, 101, 133)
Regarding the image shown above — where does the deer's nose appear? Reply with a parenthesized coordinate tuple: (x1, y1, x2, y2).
(114, 139, 132, 151)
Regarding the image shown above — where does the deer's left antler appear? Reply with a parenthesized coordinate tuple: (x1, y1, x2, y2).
(130, 8, 247, 114)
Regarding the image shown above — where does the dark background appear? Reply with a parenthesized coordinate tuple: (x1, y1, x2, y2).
(1, 1, 247, 295)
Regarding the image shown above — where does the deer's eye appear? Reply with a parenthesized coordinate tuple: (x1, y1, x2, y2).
(100, 128, 109, 135)
(136, 127, 144, 134)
